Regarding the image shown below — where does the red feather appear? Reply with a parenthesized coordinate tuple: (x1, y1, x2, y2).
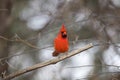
(52, 24, 69, 56)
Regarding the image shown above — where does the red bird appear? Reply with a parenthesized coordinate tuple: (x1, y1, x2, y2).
(52, 24, 69, 57)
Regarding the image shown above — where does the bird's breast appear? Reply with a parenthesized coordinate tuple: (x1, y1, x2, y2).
(54, 37, 69, 53)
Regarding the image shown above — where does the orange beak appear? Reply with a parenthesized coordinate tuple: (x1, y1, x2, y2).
(63, 32, 67, 35)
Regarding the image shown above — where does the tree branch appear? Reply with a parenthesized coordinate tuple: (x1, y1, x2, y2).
(0, 35, 39, 49)
(3, 43, 93, 80)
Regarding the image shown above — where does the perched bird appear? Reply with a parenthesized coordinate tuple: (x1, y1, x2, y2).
(52, 24, 69, 57)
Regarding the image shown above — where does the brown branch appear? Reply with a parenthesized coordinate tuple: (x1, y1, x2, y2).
(16, 36, 39, 49)
(0, 35, 39, 49)
(66, 64, 120, 69)
(3, 43, 93, 80)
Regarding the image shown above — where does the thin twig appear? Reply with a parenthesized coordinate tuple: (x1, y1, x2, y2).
(0, 36, 10, 41)
(5, 60, 17, 70)
(66, 65, 120, 69)
(93, 42, 120, 48)
(0, 35, 39, 49)
(0, 45, 52, 62)
(3, 43, 93, 80)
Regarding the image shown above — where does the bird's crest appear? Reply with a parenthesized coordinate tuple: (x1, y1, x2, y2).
(60, 24, 67, 32)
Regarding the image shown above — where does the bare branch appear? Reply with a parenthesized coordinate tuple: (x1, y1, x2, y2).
(0, 35, 39, 49)
(0, 45, 52, 62)
(66, 64, 120, 69)
(3, 43, 93, 80)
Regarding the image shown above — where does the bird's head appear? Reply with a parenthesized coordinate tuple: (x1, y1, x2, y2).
(60, 24, 67, 38)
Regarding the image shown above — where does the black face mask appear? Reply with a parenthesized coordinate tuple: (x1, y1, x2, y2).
(61, 32, 67, 38)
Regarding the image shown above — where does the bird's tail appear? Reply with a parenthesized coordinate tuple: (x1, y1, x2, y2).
(52, 51, 59, 57)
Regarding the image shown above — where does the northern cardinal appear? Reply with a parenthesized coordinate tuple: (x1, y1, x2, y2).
(52, 24, 69, 57)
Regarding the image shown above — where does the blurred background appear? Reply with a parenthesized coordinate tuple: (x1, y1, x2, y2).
(0, 0, 120, 80)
